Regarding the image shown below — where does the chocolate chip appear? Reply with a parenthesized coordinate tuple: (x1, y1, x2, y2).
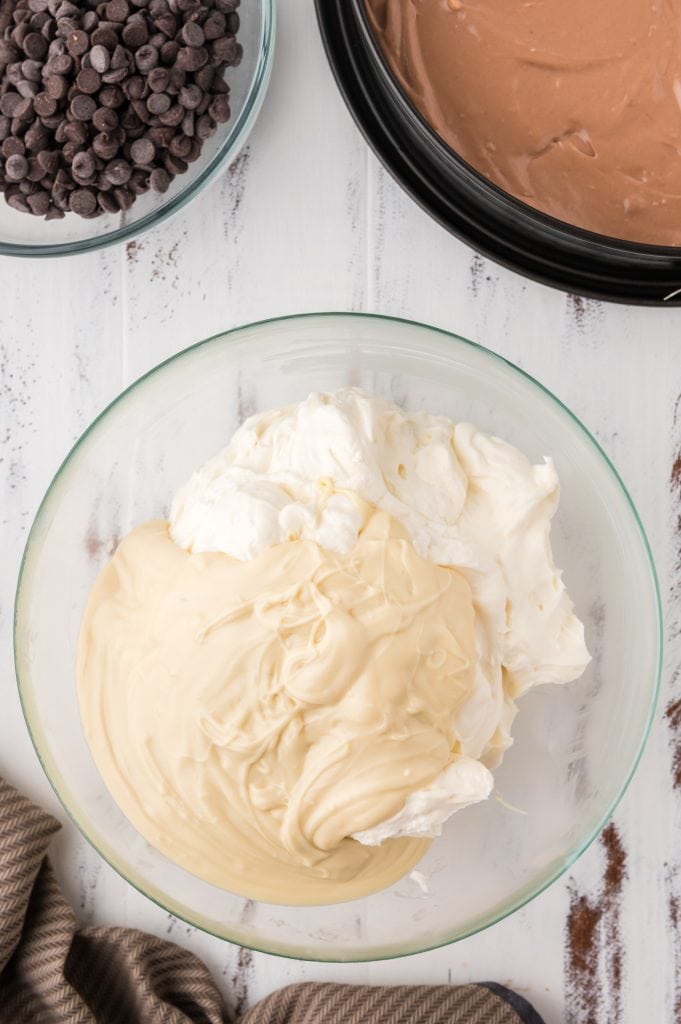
(106, 0, 129, 22)
(180, 20, 203, 47)
(98, 84, 124, 107)
(63, 119, 87, 143)
(146, 90, 169, 114)
(21, 58, 42, 81)
(11, 24, 30, 48)
(167, 64, 185, 91)
(92, 129, 118, 158)
(76, 66, 101, 93)
(147, 66, 168, 91)
(26, 155, 44, 179)
(164, 151, 185, 174)
(70, 92, 96, 120)
(41, 21, 57, 42)
(203, 13, 225, 41)
(208, 93, 229, 123)
(110, 43, 129, 68)
(210, 34, 235, 63)
(81, 10, 98, 32)
(56, 3, 79, 20)
(37, 147, 59, 174)
(193, 63, 212, 91)
(129, 134, 153, 163)
(24, 121, 49, 149)
(195, 112, 214, 140)
(45, 74, 68, 99)
(155, 13, 176, 37)
(122, 18, 147, 48)
(92, 104, 117, 131)
(69, 186, 96, 213)
(66, 28, 88, 55)
(128, 167, 149, 193)
(160, 39, 179, 65)
(118, 105, 137, 130)
(14, 96, 33, 119)
(88, 42, 110, 72)
(168, 131, 189, 158)
(149, 164, 168, 191)
(7, 191, 30, 211)
(180, 108, 193, 136)
(61, 138, 80, 162)
(134, 43, 158, 71)
(16, 79, 39, 99)
(0, 40, 19, 65)
(175, 44, 206, 71)
(40, 111, 63, 130)
(72, 148, 95, 180)
(0, 92, 22, 117)
(6, 63, 23, 88)
(130, 97, 151, 123)
(104, 155, 130, 183)
(156, 101, 181, 125)
(90, 26, 118, 50)
(178, 82, 201, 109)
(147, 122, 173, 146)
(33, 91, 57, 117)
(23, 31, 48, 58)
(47, 52, 72, 74)
(101, 66, 127, 84)
(30, 11, 51, 29)
(5, 152, 29, 179)
(113, 183, 132, 208)
(97, 189, 118, 212)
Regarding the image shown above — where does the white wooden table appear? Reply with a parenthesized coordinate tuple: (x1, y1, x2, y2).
(1, 3, 678, 1021)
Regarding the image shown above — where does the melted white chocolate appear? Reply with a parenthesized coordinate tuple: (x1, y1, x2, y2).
(78, 506, 478, 904)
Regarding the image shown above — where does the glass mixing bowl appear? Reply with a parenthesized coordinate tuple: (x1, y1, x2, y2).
(14, 313, 661, 960)
(0, 1, 274, 258)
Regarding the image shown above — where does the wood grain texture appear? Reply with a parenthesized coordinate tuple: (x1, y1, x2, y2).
(0, 2, 678, 1022)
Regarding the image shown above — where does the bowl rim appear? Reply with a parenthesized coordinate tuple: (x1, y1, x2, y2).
(0, 0, 275, 259)
(13, 311, 663, 961)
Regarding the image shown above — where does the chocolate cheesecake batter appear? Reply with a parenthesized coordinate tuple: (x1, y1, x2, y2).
(366, 0, 681, 245)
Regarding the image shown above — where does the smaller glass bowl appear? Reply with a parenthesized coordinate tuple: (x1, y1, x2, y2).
(0, 0, 274, 258)
(14, 313, 661, 961)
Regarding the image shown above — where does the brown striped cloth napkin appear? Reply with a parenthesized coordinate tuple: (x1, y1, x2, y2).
(0, 776, 545, 1024)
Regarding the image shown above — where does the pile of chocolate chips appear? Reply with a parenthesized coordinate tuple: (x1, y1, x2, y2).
(0, 0, 241, 218)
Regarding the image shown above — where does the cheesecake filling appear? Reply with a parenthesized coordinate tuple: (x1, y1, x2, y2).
(78, 506, 481, 904)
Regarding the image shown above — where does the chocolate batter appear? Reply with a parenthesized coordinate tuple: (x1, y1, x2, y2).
(365, 0, 681, 245)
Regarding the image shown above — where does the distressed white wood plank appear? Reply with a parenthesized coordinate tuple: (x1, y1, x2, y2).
(120, 0, 368, 381)
(0, 249, 125, 913)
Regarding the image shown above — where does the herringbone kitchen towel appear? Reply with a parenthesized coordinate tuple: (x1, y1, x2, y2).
(0, 775, 544, 1024)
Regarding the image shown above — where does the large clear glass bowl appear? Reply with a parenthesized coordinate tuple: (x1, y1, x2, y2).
(0, 1, 274, 258)
(14, 313, 661, 960)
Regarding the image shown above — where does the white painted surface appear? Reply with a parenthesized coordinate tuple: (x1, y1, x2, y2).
(0, 3, 678, 1021)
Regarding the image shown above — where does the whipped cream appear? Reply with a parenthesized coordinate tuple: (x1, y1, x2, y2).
(170, 388, 590, 843)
